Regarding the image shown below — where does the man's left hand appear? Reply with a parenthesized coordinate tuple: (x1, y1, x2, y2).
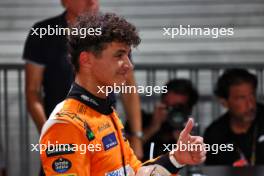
(173, 118, 206, 165)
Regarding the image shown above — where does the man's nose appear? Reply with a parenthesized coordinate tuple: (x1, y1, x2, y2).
(123, 55, 134, 71)
(247, 96, 256, 110)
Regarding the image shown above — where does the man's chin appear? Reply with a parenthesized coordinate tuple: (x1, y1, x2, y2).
(113, 79, 127, 86)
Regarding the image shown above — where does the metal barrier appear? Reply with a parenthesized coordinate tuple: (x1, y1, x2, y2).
(0, 62, 264, 176)
(135, 63, 264, 123)
(0, 64, 29, 176)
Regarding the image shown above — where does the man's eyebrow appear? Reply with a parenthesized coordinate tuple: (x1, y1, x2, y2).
(117, 49, 126, 53)
(115, 49, 129, 54)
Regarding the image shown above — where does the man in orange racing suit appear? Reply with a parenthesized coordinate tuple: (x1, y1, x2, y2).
(39, 12, 206, 176)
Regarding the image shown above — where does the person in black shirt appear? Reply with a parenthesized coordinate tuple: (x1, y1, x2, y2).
(204, 68, 264, 166)
(23, 12, 73, 121)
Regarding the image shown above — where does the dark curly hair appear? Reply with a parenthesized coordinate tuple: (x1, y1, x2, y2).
(214, 68, 258, 99)
(68, 12, 141, 72)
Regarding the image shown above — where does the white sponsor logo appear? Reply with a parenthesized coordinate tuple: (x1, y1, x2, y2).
(105, 165, 134, 176)
(81, 95, 99, 106)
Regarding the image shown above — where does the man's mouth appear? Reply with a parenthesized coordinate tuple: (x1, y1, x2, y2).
(243, 111, 256, 121)
(117, 70, 128, 76)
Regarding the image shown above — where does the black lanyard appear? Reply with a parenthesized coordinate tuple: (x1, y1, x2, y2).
(110, 114, 127, 176)
(250, 125, 258, 165)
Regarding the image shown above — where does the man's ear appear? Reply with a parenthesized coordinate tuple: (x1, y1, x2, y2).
(79, 51, 92, 68)
(218, 98, 229, 109)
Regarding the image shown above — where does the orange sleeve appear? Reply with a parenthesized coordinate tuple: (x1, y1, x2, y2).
(40, 122, 91, 176)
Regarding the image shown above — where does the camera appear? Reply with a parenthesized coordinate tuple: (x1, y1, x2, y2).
(166, 104, 190, 130)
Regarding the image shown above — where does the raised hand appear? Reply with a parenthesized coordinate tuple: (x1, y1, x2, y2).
(173, 118, 206, 165)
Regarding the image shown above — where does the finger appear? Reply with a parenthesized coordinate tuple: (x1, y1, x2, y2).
(190, 150, 207, 164)
(201, 150, 207, 157)
(192, 155, 206, 164)
(191, 149, 207, 157)
(201, 156, 206, 163)
(180, 118, 194, 138)
(190, 136, 204, 144)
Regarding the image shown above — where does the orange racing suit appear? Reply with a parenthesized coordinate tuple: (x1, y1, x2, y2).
(39, 83, 183, 176)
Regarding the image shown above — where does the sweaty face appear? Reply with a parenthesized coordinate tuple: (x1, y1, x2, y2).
(226, 83, 256, 123)
(64, 0, 99, 16)
(89, 42, 133, 87)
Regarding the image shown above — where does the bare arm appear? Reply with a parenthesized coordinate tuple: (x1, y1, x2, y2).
(142, 103, 167, 143)
(25, 63, 47, 133)
(121, 72, 143, 159)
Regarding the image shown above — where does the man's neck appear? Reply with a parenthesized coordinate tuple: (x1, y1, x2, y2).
(230, 117, 252, 134)
(75, 76, 107, 99)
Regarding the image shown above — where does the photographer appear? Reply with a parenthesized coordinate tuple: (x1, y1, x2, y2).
(127, 79, 199, 161)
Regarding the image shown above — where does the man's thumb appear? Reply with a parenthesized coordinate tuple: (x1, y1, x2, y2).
(180, 118, 194, 138)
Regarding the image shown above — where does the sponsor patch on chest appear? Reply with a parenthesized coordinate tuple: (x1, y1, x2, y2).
(102, 132, 118, 151)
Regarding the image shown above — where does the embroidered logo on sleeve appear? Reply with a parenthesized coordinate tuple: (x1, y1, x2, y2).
(52, 158, 72, 173)
(46, 144, 75, 157)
